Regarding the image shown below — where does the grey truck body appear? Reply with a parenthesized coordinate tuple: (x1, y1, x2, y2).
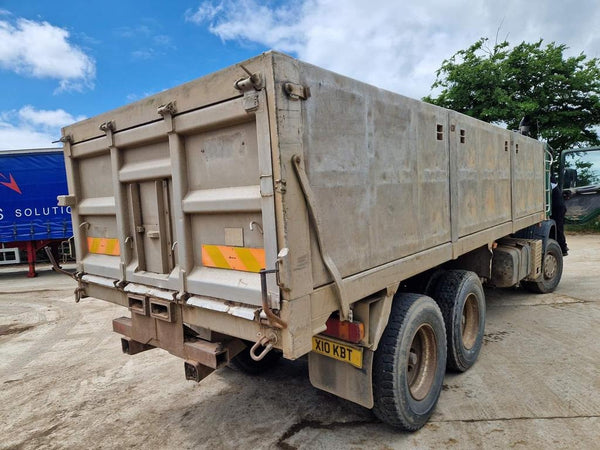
(60, 51, 546, 399)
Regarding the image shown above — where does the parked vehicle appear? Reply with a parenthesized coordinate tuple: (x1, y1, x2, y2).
(560, 146, 600, 225)
(0, 148, 73, 276)
(56, 52, 561, 430)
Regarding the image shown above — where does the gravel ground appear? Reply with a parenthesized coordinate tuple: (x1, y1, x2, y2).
(1, 234, 599, 449)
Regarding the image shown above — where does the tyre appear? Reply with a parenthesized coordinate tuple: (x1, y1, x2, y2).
(431, 270, 486, 372)
(229, 343, 282, 375)
(423, 269, 445, 297)
(372, 293, 447, 431)
(521, 239, 563, 294)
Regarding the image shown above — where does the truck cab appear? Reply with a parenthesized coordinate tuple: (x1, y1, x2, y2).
(560, 147, 600, 226)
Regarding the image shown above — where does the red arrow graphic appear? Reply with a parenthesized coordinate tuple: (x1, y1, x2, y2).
(0, 173, 22, 194)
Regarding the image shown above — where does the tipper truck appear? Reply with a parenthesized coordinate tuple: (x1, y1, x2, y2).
(56, 51, 562, 430)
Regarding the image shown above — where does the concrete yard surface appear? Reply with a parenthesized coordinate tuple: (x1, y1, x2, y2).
(1, 235, 599, 449)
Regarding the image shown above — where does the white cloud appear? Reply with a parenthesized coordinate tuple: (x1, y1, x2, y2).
(18, 106, 86, 128)
(154, 34, 173, 46)
(0, 122, 58, 150)
(114, 24, 152, 38)
(131, 49, 156, 60)
(114, 22, 175, 60)
(0, 17, 95, 92)
(188, 0, 600, 99)
(0, 106, 85, 150)
(185, 2, 224, 23)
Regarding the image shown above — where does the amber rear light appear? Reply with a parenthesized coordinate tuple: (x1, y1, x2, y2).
(322, 317, 365, 344)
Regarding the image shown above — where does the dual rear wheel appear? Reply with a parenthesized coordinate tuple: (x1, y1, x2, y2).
(232, 244, 562, 431)
(372, 294, 447, 430)
(431, 270, 486, 372)
(372, 270, 486, 430)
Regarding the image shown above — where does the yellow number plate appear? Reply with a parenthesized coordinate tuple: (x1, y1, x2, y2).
(312, 335, 363, 369)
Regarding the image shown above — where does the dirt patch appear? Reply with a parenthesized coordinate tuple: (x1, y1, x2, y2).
(0, 235, 599, 449)
(442, 384, 461, 391)
(277, 418, 377, 449)
(0, 324, 34, 336)
(483, 330, 510, 344)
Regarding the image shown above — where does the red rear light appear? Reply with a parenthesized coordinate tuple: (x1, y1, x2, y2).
(323, 316, 365, 344)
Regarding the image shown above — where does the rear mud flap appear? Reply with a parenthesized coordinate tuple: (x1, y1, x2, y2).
(308, 348, 374, 408)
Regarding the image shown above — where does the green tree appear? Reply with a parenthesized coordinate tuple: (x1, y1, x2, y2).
(423, 38, 600, 155)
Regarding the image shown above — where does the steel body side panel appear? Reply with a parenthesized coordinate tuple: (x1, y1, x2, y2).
(271, 57, 546, 341)
(512, 133, 545, 219)
(277, 58, 545, 303)
(295, 66, 451, 285)
(449, 112, 512, 237)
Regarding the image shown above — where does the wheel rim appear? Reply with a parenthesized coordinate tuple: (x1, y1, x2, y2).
(544, 253, 558, 280)
(461, 293, 479, 350)
(406, 324, 437, 401)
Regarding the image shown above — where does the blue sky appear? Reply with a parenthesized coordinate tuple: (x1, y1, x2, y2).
(1, 1, 271, 149)
(2, 1, 261, 110)
(1, 0, 599, 150)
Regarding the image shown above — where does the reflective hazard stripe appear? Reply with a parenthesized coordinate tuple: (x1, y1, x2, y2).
(201, 245, 265, 273)
(87, 237, 120, 256)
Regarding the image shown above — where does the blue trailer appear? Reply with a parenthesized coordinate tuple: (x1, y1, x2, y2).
(0, 148, 73, 276)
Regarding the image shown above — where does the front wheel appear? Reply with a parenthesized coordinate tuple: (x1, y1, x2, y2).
(372, 293, 447, 431)
(521, 239, 563, 294)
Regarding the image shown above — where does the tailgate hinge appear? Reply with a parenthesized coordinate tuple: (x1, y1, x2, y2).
(58, 134, 73, 156)
(234, 70, 264, 93)
(157, 101, 177, 116)
(284, 82, 311, 101)
(157, 101, 177, 132)
(242, 92, 260, 112)
(234, 67, 264, 112)
(99, 121, 116, 146)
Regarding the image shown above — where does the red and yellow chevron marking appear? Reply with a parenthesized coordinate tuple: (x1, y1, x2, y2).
(87, 237, 120, 256)
(201, 245, 265, 273)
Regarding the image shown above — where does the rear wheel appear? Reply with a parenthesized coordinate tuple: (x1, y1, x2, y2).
(431, 270, 486, 372)
(521, 239, 563, 294)
(372, 293, 446, 431)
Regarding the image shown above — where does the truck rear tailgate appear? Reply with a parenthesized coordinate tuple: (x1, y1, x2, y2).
(63, 80, 279, 309)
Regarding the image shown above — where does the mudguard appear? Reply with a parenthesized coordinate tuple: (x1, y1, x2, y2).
(514, 219, 556, 253)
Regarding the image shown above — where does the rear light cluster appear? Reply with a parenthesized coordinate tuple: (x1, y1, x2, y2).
(322, 316, 365, 344)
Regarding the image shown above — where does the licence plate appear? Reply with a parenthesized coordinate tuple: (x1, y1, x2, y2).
(312, 335, 363, 369)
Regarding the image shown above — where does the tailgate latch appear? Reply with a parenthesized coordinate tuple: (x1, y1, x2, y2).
(284, 82, 311, 100)
(259, 268, 287, 329)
